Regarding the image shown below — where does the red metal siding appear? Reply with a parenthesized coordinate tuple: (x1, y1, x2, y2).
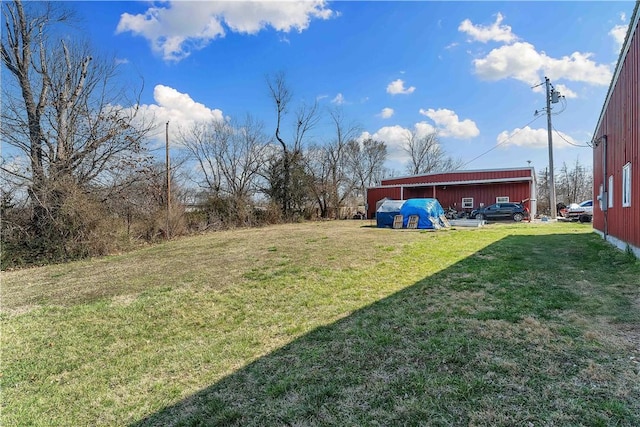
(403, 183, 531, 210)
(366, 181, 533, 218)
(366, 187, 402, 218)
(593, 13, 640, 249)
(381, 168, 533, 186)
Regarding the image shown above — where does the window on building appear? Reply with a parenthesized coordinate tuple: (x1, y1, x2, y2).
(462, 198, 474, 209)
(496, 196, 509, 203)
(622, 162, 631, 207)
(608, 175, 614, 208)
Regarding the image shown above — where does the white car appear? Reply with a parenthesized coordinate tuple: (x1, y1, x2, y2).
(565, 200, 593, 222)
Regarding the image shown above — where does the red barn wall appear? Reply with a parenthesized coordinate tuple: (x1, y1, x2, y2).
(593, 7, 640, 252)
(403, 183, 531, 210)
(366, 187, 402, 218)
(366, 171, 534, 219)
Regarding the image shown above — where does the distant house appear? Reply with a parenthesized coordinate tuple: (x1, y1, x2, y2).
(366, 167, 537, 219)
(592, 1, 640, 257)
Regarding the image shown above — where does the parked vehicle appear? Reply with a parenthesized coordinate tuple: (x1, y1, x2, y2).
(470, 202, 528, 222)
(565, 200, 593, 222)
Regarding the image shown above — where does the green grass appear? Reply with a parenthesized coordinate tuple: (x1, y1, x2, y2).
(2, 221, 639, 426)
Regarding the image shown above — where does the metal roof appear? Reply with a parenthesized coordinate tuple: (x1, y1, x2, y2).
(369, 176, 533, 190)
(380, 166, 535, 182)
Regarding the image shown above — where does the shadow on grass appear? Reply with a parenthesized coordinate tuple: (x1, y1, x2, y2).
(132, 233, 639, 427)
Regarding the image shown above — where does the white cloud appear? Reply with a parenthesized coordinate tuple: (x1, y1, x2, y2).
(332, 93, 345, 105)
(473, 42, 541, 83)
(137, 85, 224, 144)
(610, 24, 627, 51)
(497, 126, 548, 149)
(419, 108, 479, 139)
(461, 13, 613, 88)
(413, 121, 437, 138)
(554, 84, 577, 99)
(610, 11, 628, 52)
(473, 41, 612, 86)
(458, 12, 517, 44)
(153, 85, 223, 122)
(546, 51, 613, 85)
(116, 1, 334, 61)
(386, 79, 416, 95)
(378, 107, 394, 119)
(360, 125, 410, 164)
(496, 126, 577, 149)
(360, 122, 436, 165)
(279, 34, 291, 44)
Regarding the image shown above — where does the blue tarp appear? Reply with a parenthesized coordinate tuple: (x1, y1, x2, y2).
(399, 198, 446, 229)
(376, 199, 406, 228)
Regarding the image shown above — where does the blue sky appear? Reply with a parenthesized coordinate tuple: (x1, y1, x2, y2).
(69, 1, 635, 175)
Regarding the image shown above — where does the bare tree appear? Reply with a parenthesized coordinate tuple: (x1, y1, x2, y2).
(557, 158, 592, 205)
(303, 109, 362, 219)
(103, 161, 169, 239)
(220, 115, 270, 202)
(325, 109, 360, 218)
(537, 167, 551, 216)
(344, 137, 387, 213)
(265, 71, 319, 219)
(536, 159, 591, 219)
(178, 115, 269, 205)
(1, 1, 151, 237)
(266, 71, 293, 217)
(304, 144, 332, 218)
(292, 101, 320, 153)
(403, 129, 461, 175)
(178, 121, 225, 194)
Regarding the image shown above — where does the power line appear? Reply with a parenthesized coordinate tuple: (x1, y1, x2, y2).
(551, 96, 567, 115)
(552, 125, 591, 148)
(457, 114, 543, 170)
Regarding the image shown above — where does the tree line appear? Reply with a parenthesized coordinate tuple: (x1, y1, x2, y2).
(1, 1, 593, 268)
(536, 159, 593, 216)
(1, 1, 462, 268)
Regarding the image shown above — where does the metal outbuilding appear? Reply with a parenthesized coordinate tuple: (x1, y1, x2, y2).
(366, 167, 537, 219)
(592, 1, 640, 257)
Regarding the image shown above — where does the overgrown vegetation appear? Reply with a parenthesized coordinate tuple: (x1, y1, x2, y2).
(1, 0, 153, 268)
(2, 221, 638, 426)
(0, 0, 601, 271)
(1, 1, 455, 268)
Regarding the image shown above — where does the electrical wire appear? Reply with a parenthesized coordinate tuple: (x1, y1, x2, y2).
(457, 114, 544, 170)
(552, 125, 592, 148)
(551, 96, 567, 115)
(458, 80, 587, 169)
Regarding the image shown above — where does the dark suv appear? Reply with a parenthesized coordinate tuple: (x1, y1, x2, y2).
(471, 202, 528, 222)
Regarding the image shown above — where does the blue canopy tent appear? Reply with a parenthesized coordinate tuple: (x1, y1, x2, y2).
(376, 199, 406, 228)
(399, 198, 446, 229)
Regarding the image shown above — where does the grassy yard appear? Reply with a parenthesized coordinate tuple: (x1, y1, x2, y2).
(2, 221, 639, 426)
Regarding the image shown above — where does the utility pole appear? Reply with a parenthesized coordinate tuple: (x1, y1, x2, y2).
(545, 77, 557, 219)
(165, 121, 171, 239)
